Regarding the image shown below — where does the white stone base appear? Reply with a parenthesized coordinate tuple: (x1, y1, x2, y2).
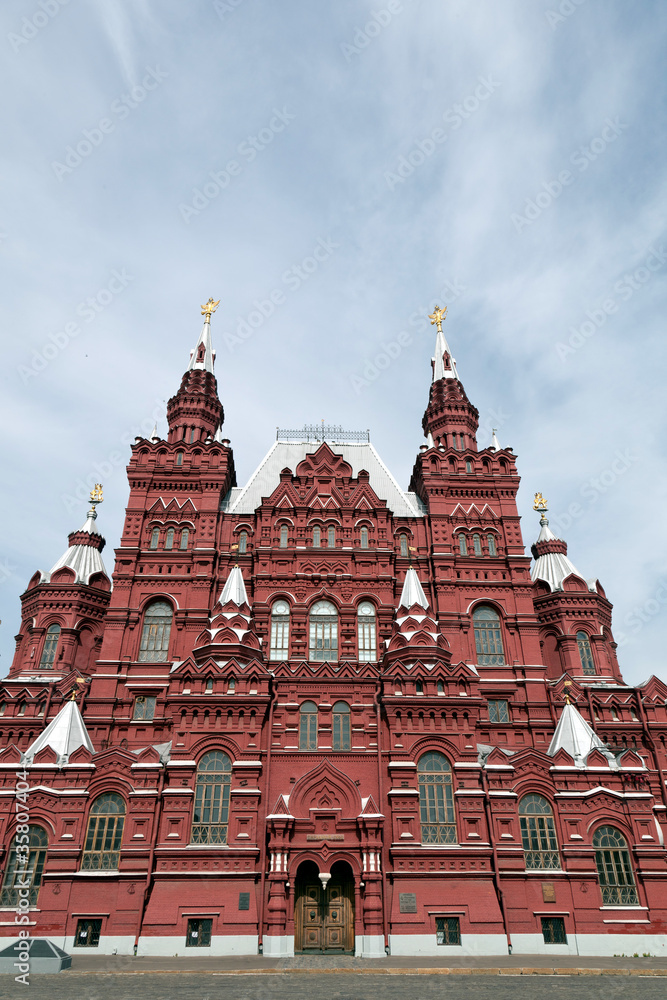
(509, 934, 577, 956)
(62, 935, 135, 956)
(390, 931, 667, 957)
(135, 934, 258, 957)
(355, 934, 385, 957)
(389, 933, 508, 957)
(575, 933, 667, 957)
(262, 934, 295, 957)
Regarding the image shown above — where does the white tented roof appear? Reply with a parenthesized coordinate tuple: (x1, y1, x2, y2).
(24, 699, 94, 766)
(222, 441, 425, 518)
(41, 511, 108, 586)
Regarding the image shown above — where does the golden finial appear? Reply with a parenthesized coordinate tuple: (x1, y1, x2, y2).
(201, 297, 220, 321)
(90, 484, 103, 505)
(563, 679, 572, 704)
(428, 305, 447, 333)
(533, 492, 548, 513)
(71, 677, 88, 701)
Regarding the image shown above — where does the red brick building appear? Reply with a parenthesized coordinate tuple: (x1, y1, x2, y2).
(1, 302, 666, 957)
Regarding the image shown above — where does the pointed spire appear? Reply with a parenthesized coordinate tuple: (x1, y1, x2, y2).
(24, 698, 94, 766)
(547, 700, 607, 765)
(490, 428, 501, 451)
(426, 431, 434, 449)
(167, 299, 224, 444)
(398, 566, 429, 610)
(530, 494, 595, 592)
(150, 422, 159, 441)
(220, 565, 249, 607)
(188, 298, 219, 373)
(42, 486, 108, 586)
(429, 305, 459, 382)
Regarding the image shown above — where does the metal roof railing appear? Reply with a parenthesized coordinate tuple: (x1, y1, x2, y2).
(276, 424, 370, 444)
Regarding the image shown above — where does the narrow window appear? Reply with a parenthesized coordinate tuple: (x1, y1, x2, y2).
(165, 528, 174, 550)
(473, 533, 482, 556)
(577, 631, 595, 675)
(466, 460, 473, 473)
(458, 533, 467, 556)
(418, 751, 457, 844)
(332, 701, 351, 750)
(238, 530, 247, 554)
(138, 601, 173, 662)
(176, 452, 183, 466)
(190, 428, 196, 443)
(299, 701, 318, 750)
(593, 826, 639, 905)
(81, 794, 125, 870)
(149, 528, 160, 550)
(0, 826, 48, 906)
(519, 794, 561, 869)
(186, 918, 212, 947)
(280, 525, 288, 547)
(228, 677, 235, 693)
(327, 526, 335, 548)
(541, 917, 567, 944)
(269, 600, 290, 660)
(436, 917, 461, 945)
(205, 678, 213, 693)
(309, 601, 338, 661)
(39, 624, 60, 669)
(416, 680, 424, 695)
(460, 433, 465, 449)
(437, 681, 444, 695)
(191, 751, 232, 844)
(473, 606, 505, 664)
(487, 534, 497, 556)
(180, 528, 189, 550)
(18, 702, 26, 716)
(313, 525, 321, 548)
(452, 434, 459, 451)
(74, 919, 102, 948)
(399, 534, 409, 557)
(357, 602, 377, 662)
(360, 526, 369, 549)
(488, 699, 509, 723)
(133, 695, 156, 721)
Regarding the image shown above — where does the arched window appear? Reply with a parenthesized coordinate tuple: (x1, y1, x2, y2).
(360, 527, 369, 549)
(279, 525, 288, 548)
(82, 793, 125, 870)
(313, 525, 321, 547)
(180, 528, 189, 550)
(473, 533, 482, 556)
(487, 534, 497, 556)
(357, 601, 377, 662)
(327, 526, 335, 548)
(458, 534, 467, 556)
(416, 680, 424, 695)
(399, 534, 409, 558)
(309, 601, 338, 661)
(138, 601, 173, 662)
(149, 528, 160, 549)
(437, 681, 444, 695)
(238, 530, 247, 554)
(519, 794, 561, 869)
(299, 701, 318, 750)
(269, 600, 290, 661)
(39, 624, 60, 669)
(466, 459, 473, 473)
(0, 826, 48, 906)
(176, 451, 183, 466)
(165, 528, 175, 550)
(418, 752, 457, 844)
(577, 631, 595, 675)
(593, 826, 639, 905)
(472, 606, 505, 664)
(191, 751, 232, 844)
(332, 701, 350, 750)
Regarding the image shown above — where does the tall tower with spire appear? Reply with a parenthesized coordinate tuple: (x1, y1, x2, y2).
(167, 298, 224, 445)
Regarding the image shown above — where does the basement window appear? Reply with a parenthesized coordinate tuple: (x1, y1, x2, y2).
(541, 916, 567, 944)
(74, 919, 102, 948)
(436, 917, 461, 945)
(186, 918, 212, 947)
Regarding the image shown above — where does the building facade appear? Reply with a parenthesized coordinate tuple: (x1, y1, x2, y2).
(1, 302, 666, 958)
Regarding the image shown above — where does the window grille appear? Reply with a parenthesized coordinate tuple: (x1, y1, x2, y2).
(458, 534, 467, 556)
(269, 601, 290, 660)
(577, 631, 596, 675)
(238, 530, 247, 554)
(39, 624, 60, 669)
(488, 699, 509, 723)
(357, 601, 377, 662)
(436, 917, 461, 945)
(191, 751, 232, 845)
(399, 534, 409, 557)
(473, 533, 482, 556)
(487, 534, 497, 556)
(299, 701, 318, 750)
(332, 701, 351, 750)
(418, 751, 457, 844)
(541, 917, 567, 944)
(74, 919, 102, 948)
(138, 601, 173, 662)
(81, 794, 125, 870)
(279, 525, 288, 547)
(0, 826, 48, 906)
(180, 528, 189, 549)
(149, 528, 160, 549)
(133, 695, 156, 721)
(165, 528, 174, 549)
(327, 526, 335, 548)
(593, 826, 639, 905)
(360, 527, 369, 549)
(472, 606, 505, 664)
(186, 918, 212, 947)
(313, 526, 321, 547)
(309, 601, 338, 661)
(519, 794, 561, 869)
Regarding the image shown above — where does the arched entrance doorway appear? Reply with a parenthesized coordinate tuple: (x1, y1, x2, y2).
(294, 860, 355, 953)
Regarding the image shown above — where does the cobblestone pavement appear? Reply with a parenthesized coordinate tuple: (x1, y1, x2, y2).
(2, 973, 667, 1000)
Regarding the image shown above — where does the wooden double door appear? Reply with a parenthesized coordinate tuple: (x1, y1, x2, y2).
(295, 879, 354, 953)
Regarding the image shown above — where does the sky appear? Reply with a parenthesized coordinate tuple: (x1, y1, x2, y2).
(0, 0, 665, 685)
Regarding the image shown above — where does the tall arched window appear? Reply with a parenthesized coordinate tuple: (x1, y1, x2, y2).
(418, 752, 456, 844)
(165, 528, 175, 550)
(399, 534, 409, 557)
(0, 826, 48, 906)
(138, 601, 173, 662)
(238, 530, 247, 554)
(487, 534, 497, 556)
(577, 631, 595, 675)
(593, 826, 639, 905)
(39, 624, 60, 669)
(332, 701, 351, 750)
(82, 793, 125, 870)
(360, 527, 369, 549)
(180, 528, 189, 550)
(269, 600, 290, 660)
(149, 528, 160, 549)
(191, 751, 232, 844)
(299, 701, 318, 750)
(472, 606, 505, 664)
(309, 601, 338, 661)
(458, 533, 467, 556)
(473, 533, 482, 556)
(313, 525, 321, 547)
(519, 794, 561, 869)
(327, 526, 335, 548)
(279, 525, 288, 547)
(357, 601, 377, 662)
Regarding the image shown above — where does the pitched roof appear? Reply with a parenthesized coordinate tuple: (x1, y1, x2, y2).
(24, 699, 94, 766)
(41, 509, 108, 586)
(547, 701, 612, 766)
